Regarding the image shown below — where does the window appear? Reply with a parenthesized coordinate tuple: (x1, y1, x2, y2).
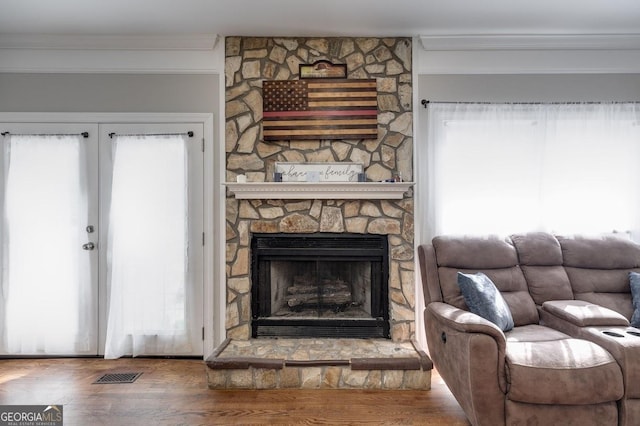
(423, 102, 640, 241)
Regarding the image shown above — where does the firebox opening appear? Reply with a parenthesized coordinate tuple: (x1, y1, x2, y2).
(251, 233, 389, 338)
(270, 260, 372, 318)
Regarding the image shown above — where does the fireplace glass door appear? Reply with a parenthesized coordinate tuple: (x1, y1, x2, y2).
(251, 233, 389, 338)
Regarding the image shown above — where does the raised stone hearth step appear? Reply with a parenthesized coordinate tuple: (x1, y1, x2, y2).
(206, 338, 432, 390)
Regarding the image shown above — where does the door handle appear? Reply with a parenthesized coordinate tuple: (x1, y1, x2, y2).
(82, 242, 95, 251)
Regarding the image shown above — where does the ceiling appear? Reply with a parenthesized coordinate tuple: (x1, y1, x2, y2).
(1, 0, 640, 39)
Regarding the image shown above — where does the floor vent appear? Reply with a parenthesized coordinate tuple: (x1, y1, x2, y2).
(93, 372, 142, 384)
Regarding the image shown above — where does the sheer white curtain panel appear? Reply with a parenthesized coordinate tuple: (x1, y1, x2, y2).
(104, 134, 194, 359)
(424, 102, 640, 241)
(1, 134, 94, 354)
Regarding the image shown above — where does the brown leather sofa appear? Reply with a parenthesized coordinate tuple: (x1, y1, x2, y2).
(418, 232, 640, 426)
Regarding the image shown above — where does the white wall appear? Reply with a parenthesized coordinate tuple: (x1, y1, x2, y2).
(0, 73, 219, 113)
(416, 46, 640, 75)
(418, 73, 640, 103)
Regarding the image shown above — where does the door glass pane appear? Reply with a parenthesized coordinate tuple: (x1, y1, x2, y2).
(1, 134, 95, 354)
(104, 134, 194, 358)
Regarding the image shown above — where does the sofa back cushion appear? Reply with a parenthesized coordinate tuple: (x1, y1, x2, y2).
(432, 235, 539, 326)
(511, 232, 574, 305)
(558, 235, 640, 320)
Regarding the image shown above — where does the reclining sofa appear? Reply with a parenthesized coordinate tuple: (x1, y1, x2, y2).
(418, 232, 640, 426)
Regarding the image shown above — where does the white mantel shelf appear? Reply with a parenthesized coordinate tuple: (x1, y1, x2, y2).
(225, 181, 414, 200)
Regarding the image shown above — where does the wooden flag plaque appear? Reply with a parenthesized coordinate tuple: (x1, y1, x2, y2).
(262, 78, 378, 141)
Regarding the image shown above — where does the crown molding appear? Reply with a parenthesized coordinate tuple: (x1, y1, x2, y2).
(0, 36, 225, 74)
(419, 34, 640, 51)
(0, 33, 219, 50)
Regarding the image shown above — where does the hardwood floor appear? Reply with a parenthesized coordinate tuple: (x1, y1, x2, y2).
(0, 358, 469, 425)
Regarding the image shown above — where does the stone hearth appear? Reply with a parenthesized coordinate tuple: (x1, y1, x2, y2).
(206, 338, 432, 390)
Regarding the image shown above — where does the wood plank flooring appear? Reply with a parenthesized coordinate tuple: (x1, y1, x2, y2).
(0, 358, 469, 425)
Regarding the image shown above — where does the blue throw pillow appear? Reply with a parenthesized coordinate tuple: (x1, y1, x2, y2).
(457, 272, 514, 332)
(630, 272, 640, 328)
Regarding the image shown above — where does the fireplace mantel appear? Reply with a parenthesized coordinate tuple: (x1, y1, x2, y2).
(225, 181, 414, 200)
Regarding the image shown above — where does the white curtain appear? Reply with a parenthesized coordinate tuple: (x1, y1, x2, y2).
(1, 134, 95, 354)
(424, 102, 640, 241)
(104, 134, 194, 359)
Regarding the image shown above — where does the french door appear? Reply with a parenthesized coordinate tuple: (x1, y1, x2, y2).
(0, 122, 203, 357)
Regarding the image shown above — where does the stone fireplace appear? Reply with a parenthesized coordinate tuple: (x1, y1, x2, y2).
(251, 232, 389, 338)
(224, 36, 415, 343)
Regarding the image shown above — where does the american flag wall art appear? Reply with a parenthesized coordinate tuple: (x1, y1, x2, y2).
(262, 78, 378, 141)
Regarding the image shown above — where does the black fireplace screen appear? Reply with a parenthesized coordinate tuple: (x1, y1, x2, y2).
(251, 233, 389, 338)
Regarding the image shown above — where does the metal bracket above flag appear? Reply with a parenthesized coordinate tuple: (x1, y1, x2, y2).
(262, 78, 378, 141)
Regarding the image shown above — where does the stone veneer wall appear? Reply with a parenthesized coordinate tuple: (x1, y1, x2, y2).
(224, 37, 414, 342)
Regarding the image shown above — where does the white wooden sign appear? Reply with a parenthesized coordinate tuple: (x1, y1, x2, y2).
(275, 162, 363, 182)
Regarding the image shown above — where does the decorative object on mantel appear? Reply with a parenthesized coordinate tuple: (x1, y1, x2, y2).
(225, 181, 414, 200)
(275, 162, 363, 182)
(262, 78, 378, 141)
(299, 60, 347, 79)
(386, 170, 403, 183)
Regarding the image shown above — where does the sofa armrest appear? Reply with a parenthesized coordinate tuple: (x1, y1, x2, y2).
(425, 302, 507, 425)
(418, 244, 443, 304)
(428, 301, 508, 344)
(542, 300, 630, 327)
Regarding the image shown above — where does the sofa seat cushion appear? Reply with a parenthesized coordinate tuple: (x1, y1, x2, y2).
(505, 337, 623, 405)
(505, 324, 570, 342)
